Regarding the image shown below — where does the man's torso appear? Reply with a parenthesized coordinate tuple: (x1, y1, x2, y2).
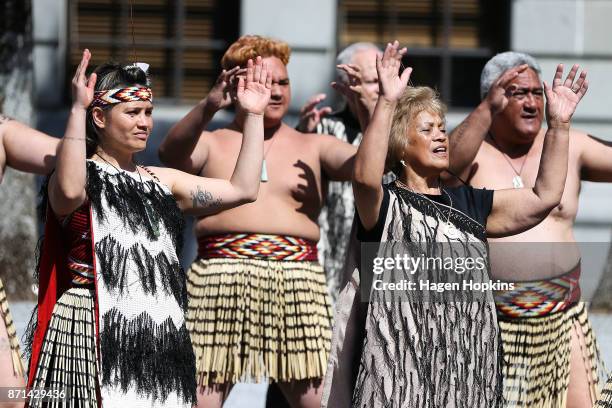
(194, 123, 325, 241)
(468, 128, 584, 280)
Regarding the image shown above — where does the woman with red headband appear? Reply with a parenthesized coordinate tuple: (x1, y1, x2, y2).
(25, 49, 271, 407)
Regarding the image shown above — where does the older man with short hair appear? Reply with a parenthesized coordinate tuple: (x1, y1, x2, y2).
(297, 42, 383, 301)
(449, 51, 612, 408)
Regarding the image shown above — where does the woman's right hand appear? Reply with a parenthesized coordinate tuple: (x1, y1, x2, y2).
(71, 49, 97, 110)
(236, 56, 272, 115)
(376, 40, 412, 103)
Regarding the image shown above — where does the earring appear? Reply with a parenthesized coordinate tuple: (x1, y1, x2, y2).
(400, 160, 407, 167)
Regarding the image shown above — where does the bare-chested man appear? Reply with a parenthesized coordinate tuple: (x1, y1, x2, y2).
(0, 114, 58, 407)
(158, 35, 356, 408)
(450, 51, 612, 408)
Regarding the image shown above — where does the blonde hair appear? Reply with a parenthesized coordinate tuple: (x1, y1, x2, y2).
(386, 87, 447, 175)
(221, 35, 291, 69)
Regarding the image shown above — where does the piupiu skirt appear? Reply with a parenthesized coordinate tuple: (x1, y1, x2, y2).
(596, 376, 612, 407)
(186, 233, 333, 385)
(29, 287, 98, 408)
(495, 266, 606, 407)
(0, 275, 25, 377)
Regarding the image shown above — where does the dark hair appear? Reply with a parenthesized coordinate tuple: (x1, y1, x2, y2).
(86, 63, 150, 157)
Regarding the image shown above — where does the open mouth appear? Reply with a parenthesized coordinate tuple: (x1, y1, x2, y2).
(432, 146, 448, 157)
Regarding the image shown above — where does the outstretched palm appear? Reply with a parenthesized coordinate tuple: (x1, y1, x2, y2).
(545, 64, 588, 125)
(376, 40, 412, 102)
(236, 56, 272, 115)
(72, 49, 97, 109)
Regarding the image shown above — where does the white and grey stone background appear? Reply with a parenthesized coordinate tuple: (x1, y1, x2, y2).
(3, 0, 611, 406)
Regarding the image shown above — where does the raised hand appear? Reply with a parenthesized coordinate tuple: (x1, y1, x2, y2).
(486, 64, 529, 114)
(205, 65, 241, 112)
(333, 64, 375, 110)
(71, 49, 97, 109)
(236, 56, 272, 115)
(544, 64, 588, 126)
(297, 93, 332, 133)
(376, 41, 412, 102)
(332, 64, 377, 130)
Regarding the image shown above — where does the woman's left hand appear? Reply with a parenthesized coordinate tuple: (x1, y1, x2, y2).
(376, 40, 412, 103)
(544, 64, 588, 127)
(236, 56, 272, 115)
(71, 49, 97, 110)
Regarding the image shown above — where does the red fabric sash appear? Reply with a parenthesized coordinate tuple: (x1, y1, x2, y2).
(27, 205, 100, 408)
(27, 206, 70, 387)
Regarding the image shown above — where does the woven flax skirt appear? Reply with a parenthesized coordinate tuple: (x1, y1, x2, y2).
(499, 302, 604, 407)
(30, 287, 98, 408)
(186, 233, 333, 385)
(596, 377, 612, 408)
(0, 276, 24, 377)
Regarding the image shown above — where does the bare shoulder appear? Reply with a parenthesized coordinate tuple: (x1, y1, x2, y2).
(460, 137, 496, 184)
(297, 128, 353, 150)
(210, 126, 239, 137)
(281, 124, 320, 142)
(274, 125, 331, 156)
(141, 166, 180, 191)
(196, 128, 220, 144)
(569, 127, 594, 146)
(472, 137, 497, 165)
(197, 127, 242, 153)
(568, 127, 596, 156)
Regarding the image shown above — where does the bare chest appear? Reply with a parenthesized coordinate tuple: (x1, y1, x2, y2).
(203, 135, 324, 204)
(470, 146, 581, 222)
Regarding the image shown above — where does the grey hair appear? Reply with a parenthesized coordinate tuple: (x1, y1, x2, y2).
(336, 42, 381, 84)
(480, 51, 542, 99)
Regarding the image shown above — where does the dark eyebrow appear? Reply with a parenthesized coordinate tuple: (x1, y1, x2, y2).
(514, 87, 544, 92)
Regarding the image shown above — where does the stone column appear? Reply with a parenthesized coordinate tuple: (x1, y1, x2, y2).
(0, 0, 38, 301)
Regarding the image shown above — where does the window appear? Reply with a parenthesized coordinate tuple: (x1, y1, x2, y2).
(69, 0, 240, 103)
(338, 0, 510, 108)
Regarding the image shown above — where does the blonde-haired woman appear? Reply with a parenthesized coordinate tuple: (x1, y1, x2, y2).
(323, 41, 588, 407)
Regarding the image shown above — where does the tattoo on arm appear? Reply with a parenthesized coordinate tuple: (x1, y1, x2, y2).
(452, 117, 470, 142)
(0, 114, 14, 125)
(190, 186, 223, 208)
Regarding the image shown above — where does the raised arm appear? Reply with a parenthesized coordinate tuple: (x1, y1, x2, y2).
(318, 134, 357, 182)
(353, 41, 411, 230)
(448, 64, 528, 177)
(162, 57, 271, 216)
(48, 49, 96, 216)
(578, 132, 612, 182)
(0, 116, 58, 182)
(158, 65, 240, 174)
(487, 64, 588, 237)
